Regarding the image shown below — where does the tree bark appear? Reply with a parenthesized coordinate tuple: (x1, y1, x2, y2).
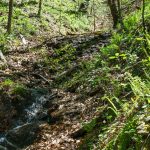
(38, 0, 43, 17)
(116, 0, 123, 27)
(7, 0, 13, 34)
(142, 0, 146, 34)
(107, 0, 119, 28)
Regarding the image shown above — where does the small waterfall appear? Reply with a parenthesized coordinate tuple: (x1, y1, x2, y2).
(0, 89, 57, 149)
(25, 95, 48, 122)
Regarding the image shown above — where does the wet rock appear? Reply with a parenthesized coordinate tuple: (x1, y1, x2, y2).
(6, 123, 39, 148)
(23, 90, 54, 122)
(42, 94, 58, 108)
(0, 145, 7, 150)
(47, 106, 64, 124)
(0, 94, 18, 132)
(36, 111, 48, 121)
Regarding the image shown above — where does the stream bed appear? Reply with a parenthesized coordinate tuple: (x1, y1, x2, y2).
(0, 88, 57, 150)
(0, 32, 111, 149)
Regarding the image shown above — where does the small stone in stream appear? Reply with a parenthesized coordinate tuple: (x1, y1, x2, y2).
(42, 94, 58, 108)
(47, 115, 61, 124)
(6, 123, 39, 148)
(47, 106, 63, 124)
(36, 111, 48, 121)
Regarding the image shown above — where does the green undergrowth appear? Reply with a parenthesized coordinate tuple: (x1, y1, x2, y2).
(0, 1, 149, 149)
(0, 79, 28, 96)
(50, 2, 150, 149)
(0, 0, 110, 52)
(46, 44, 77, 73)
(97, 74, 150, 149)
(60, 1, 150, 93)
(37, 5, 150, 150)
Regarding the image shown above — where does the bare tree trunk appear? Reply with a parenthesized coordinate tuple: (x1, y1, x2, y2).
(107, 0, 119, 28)
(7, 0, 13, 34)
(116, 0, 123, 27)
(93, 0, 96, 31)
(142, 0, 148, 55)
(38, 0, 43, 17)
(142, 0, 146, 34)
(59, 0, 62, 34)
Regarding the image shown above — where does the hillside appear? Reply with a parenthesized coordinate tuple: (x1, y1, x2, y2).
(0, 0, 150, 150)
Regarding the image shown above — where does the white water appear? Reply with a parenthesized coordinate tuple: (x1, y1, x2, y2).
(25, 95, 48, 122)
(0, 94, 51, 147)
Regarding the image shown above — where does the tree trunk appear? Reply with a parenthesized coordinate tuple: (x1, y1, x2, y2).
(7, 0, 13, 34)
(107, 0, 119, 28)
(38, 0, 43, 17)
(142, 0, 148, 55)
(142, 0, 146, 34)
(116, 0, 123, 27)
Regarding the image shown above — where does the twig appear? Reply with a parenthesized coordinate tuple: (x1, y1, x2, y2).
(31, 73, 52, 85)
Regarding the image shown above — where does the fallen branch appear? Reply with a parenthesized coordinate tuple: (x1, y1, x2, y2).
(0, 50, 7, 64)
(31, 73, 52, 85)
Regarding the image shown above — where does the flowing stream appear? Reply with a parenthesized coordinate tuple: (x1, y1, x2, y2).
(0, 88, 57, 149)
(0, 32, 111, 149)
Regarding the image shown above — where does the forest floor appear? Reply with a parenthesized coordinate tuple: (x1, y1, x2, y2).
(0, 1, 114, 149)
(0, 1, 149, 150)
(0, 32, 111, 150)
